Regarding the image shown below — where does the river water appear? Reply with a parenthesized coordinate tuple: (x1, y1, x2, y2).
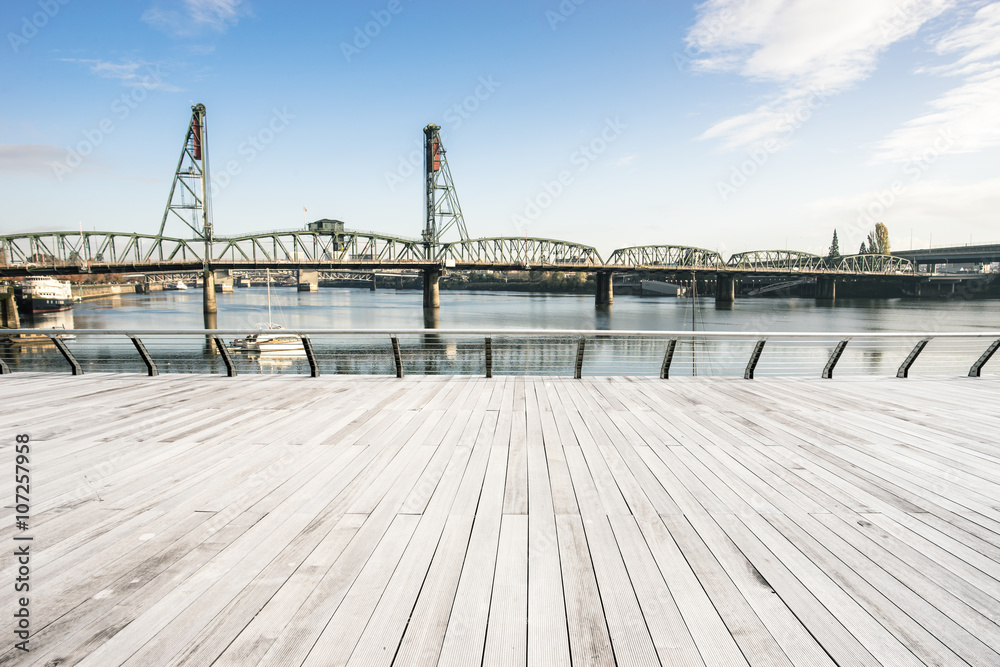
(21, 286, 1000, 332)
(9, 287, 1000, 377)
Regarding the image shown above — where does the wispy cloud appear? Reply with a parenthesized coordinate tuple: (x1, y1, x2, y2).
(59, 58, 179, 91)
(142, 0, 249, 37)
(871, 2, 1000, 163)
(809, 175, 1000, 242)
(0, 144, 65, 175)
(686, 0, 955, 151)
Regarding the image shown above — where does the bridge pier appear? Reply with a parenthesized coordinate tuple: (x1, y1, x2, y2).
(2, 287, 20, 328)
(715, 274, 735, 306)
(203, 269, 217, 314)
(213, 269, 234, 293)
(595, 270, 613, 307)
(817, 276, 836, 300)
(297, 269, 318, 292)
(423, 267, 441, 308)
(370, 273, 377, 292)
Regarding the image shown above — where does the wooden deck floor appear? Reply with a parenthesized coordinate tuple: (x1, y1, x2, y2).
(2, 373, 1000, 666)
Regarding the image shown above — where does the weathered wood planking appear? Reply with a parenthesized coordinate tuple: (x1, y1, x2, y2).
(1, 373, 998, 666)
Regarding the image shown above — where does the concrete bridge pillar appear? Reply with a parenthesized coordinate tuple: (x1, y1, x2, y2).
(2, 287, 20, 328)
(370, 273, 377, 292)
(297, 269, 318, 292)
(423, 267, 441, 308)
(595, 270, 613, 307)
(715, 274, 735, 305)
(817, 276, 836, 300)
(213, 269, 234, 293)
(203, 269, 217, 314)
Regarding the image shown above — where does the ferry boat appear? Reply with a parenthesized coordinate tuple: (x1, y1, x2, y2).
(16, 277, 74, 313)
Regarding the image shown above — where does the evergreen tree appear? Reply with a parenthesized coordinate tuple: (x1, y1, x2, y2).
(828, 230, 841, 258)
(859, 241, 868, 254)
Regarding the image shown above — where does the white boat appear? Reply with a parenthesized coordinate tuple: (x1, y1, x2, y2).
(164, 280, 188, 291)
(231, 269, 304, 354)
(16, 277, 74, 313)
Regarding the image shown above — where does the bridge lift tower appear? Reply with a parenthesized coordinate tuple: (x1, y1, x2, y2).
(422, 124, 469, 254)
(421, 124, 468, 309)
(157, 103, 216, 314)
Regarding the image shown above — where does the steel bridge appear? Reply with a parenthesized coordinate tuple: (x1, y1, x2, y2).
(0, 233, 917, 276)
(0, 103, 925, 314)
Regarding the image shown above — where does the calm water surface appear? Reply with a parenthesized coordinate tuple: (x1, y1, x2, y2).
(24, 286, 1000, 333)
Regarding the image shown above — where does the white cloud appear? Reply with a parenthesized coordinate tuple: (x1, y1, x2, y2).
(809, 176, 1000, 246)
(872, 2, 1000, 163)
(143, 0, 248, 37)
(686, 0, 955, 150)
(59, 58, 179, 91)
(0, 144, 64, 175)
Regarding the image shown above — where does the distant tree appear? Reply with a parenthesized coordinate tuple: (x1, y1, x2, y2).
(827, 230, 841, 259)
(860, 223, 890, 255)
(875, 222, 890, 254)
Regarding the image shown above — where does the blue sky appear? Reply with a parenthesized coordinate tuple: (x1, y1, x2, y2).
(1, 0, 998, 259)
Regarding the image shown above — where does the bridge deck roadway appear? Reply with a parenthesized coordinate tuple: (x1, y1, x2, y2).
(0, 260, 923, 278)
(2, 373, 998, 665)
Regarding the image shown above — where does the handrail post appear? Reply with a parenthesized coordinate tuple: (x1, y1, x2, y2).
(50, 335, 82, 375)
(897, 338, 930, 378)
(128, 334, 158, 376)
(575, 336, 586, 379)
(660, 339, 677, 379)
(485, 336, 493, 378)
(744, 339, 766, 380)
(969, 338, 1000, 377)
(391, 335, 403, 378)
(822, 339, 849, 379)
(212, 335, 236, 377)
(301, 335, 320, 377)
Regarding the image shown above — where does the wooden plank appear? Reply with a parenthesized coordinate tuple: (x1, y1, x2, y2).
(484, 515, 529, 666)
(556, 515, 616, 666)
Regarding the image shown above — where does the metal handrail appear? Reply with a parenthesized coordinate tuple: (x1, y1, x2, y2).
(3, 328, 1000, 338)
(2, 329, 999, 379)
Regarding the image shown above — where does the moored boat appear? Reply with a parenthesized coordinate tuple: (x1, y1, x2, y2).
(16, 277, 74, 313)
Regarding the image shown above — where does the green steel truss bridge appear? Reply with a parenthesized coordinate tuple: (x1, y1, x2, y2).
(0, 231, 914, 276)
(1, 105, 921, 311)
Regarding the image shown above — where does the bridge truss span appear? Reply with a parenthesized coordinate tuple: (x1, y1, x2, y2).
(0, 231, 204, 271)
(829, 253, 914, 274)
(726, 250, 915, 275)
(438, 237, 603, 269)
(211, 230, 426, 265)
(605, 245, 725, 270)
(726, 250, 826, 272)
